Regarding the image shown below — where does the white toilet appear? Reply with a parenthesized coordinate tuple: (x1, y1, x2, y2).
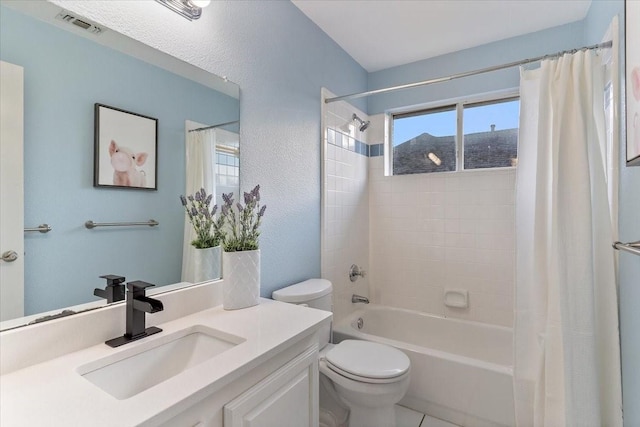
(272, 279, 410, 427)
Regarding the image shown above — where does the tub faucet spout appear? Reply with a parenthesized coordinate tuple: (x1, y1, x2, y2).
(352, 294, 369, 304)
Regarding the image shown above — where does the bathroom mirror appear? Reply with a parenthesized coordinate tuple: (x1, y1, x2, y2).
(0, 2, 240, 329)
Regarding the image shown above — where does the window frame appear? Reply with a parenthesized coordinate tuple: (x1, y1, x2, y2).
(385, 88, 519, 176)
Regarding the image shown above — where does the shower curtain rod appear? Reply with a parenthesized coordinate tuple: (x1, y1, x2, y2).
(188, 120, 239, 132)
(325, 40, 613, 104)
(613, 241, 640, 256)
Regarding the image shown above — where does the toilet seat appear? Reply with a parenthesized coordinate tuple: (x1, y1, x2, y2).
(323, 360, 410, 384)
(324, 340, 410, 384)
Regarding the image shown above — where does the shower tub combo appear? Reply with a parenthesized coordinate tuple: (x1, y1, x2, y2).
(333, 305, 515, 427)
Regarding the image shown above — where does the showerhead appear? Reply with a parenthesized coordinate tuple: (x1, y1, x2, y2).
(352, 113, 370, 132)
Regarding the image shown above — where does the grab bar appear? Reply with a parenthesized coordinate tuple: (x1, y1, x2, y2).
(24, 224, 52, 233)
(613, 240, 640, 256)
(85, 219, 159, 229)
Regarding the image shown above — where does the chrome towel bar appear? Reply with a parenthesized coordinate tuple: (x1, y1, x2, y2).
(613, 240, 640, 256)
(85, 219, 159, 229)
(24, 224, 52, 233)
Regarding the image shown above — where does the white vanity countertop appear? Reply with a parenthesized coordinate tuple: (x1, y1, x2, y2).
(0, 299, 331, 426)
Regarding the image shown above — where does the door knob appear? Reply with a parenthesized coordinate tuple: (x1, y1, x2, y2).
(1, 250, 18, 262)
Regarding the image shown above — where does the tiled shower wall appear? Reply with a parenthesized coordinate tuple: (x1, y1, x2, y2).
(367, 112, 516, 327)
(321, 104, 516, 328)
(321, 90, 370, 323)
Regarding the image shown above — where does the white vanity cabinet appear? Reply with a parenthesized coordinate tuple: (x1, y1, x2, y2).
(1, 292, 331, 427)
(224, 345, 318, 427)
(156, 335, 319, 427)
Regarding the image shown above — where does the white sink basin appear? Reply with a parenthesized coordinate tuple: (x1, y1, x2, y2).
(78, 325, 245, 400)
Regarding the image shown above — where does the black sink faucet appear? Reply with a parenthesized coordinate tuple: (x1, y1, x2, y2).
(94, 274, 126, 303)
(105, 281, 164, 348)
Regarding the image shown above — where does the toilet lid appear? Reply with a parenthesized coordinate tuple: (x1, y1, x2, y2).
(325, 340, 410, 380)
(271, 279, 332, 303)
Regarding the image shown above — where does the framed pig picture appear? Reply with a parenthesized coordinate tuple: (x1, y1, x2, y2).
(94, 103, 158, 189)
(626, 0, 640, 166)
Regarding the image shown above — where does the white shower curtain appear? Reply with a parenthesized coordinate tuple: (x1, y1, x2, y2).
(181, 127, 216, 283)
(514, 50, 622, 426)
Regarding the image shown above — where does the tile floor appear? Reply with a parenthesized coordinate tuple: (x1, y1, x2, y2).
(320, 404, 459, 427)
(396, 405, 459, 427)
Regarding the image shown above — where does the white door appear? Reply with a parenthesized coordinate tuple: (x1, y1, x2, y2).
(0, 60, 25, 321)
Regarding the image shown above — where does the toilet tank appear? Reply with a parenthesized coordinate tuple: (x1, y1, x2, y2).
(271, 279, 332, 311)
(272, 279, 332, 348)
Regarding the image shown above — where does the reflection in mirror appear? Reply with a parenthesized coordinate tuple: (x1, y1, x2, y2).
(180, 120, 239, 284)
(0, 2, 239, 329)
(186, 121, 240, 207)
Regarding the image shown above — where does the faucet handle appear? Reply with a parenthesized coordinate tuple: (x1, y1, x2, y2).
(349, 264, 366, 282)
(127, 280, 156, 293)
(100, 274, 125, 286)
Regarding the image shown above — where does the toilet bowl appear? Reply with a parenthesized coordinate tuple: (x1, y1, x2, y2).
(272, 279, 411, 427)
(320, 340, 410, 427)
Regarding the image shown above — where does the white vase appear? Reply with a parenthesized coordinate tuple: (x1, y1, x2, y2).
(222, 249, 260, 310)
(193, 245, 221, 283)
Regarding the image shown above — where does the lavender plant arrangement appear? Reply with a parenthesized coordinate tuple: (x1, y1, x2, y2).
(180, 188, 225, 249)
(180, 188, 225, 283)
(220, 184, 267, 252)
(220, 184, 266, 310)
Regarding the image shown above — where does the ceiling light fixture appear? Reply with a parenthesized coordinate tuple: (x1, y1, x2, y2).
(155, 0, 210, 21)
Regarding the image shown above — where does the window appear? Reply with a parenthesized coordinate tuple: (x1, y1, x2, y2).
(463, 98, 519, 169)
(389, 94, 519, 175)
(392, 106, 457, 174)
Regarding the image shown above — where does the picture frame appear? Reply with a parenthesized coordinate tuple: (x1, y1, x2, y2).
(625, 0, 640, 166)
(94, 103, 158, 189)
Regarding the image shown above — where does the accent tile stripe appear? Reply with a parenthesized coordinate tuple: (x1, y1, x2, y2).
(326, 127, 383, 157)
(369, 144, 384, 157)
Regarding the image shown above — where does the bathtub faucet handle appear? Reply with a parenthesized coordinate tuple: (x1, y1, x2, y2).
(349, 264, 366, 282)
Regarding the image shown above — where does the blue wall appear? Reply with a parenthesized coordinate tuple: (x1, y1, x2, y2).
(191, 1, 369, 297)
(367, 21, 584, 114)
(0, 6, 239, 314)
(584, 1, 640, 426)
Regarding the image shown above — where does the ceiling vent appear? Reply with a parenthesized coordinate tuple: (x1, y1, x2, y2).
(55, 10, 105, 35)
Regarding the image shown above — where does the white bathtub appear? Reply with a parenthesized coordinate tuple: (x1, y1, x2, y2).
(332, 305, 515, 427)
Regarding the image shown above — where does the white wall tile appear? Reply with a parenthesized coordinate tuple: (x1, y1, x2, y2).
(369, 168, 516, 327)
(324, 97, 515, 328)
(322, 99, 371, 323)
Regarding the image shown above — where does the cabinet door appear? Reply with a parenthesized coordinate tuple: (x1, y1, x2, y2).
(224, 345, 318, 427)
